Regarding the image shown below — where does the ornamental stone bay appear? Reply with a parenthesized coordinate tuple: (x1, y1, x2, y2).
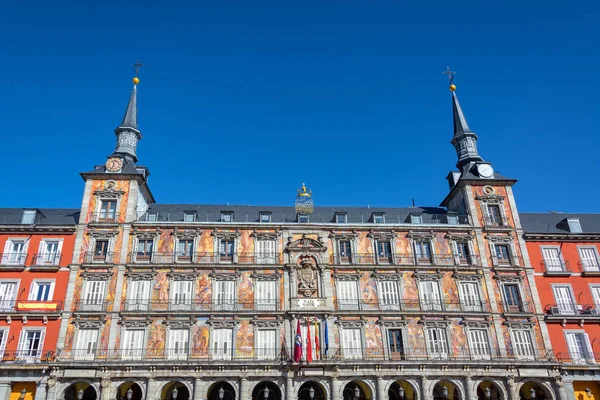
(0, 73, 581, 400)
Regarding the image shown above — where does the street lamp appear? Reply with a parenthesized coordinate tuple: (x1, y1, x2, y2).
(485, 387, 491, 400)
(529, 388, 536, 400)
(399, 386, 405, 400)
(19, 389, 27, 400)
(78, 390, 85, 400)
(585, 389, 592, 399)
(172, 388, 178, 400)
(442, 386, 449, 400)
(218, 387, 224, 400)
(354, 386, 360, 400)
(309, 387, 315, 400)
(127, 388, 133, 400)
(264, 386, 270, 400)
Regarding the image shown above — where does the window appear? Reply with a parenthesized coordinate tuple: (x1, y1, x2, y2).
(21, 210, 36, 224)
(82, 280, 106, 311)
(219, 240, 235, 262)
(341, 328, 362, 359)
(76, 329, 99, 360)
(213, 280, 235, 311)
(542, 247, 564, 271)
(502, 283, 523, 313)
(298, 214, 309, 223)
(122, 329, 145, 359)
(414, 241, 432, 264)
(410, 215, 422, 224)
(147, 213, 158, 222)
(552, 285, 576, 314)
(2, 239, 27, 265)
(566, 332, 594, 364)
(29, 281, 54, 301)
(447, 214, 458, 225)
(38, 240, 61, 265)
(93, 240, 110, 262)
(168, 329, 189, 360)
(0, 282, 17, 311)
(567, 218, 582, 233)
(176, 239, 194, 262)
(426, 327, 449, 359)
(221, 212, 233, 222)
(183, 212, 196, 222)
(337, 280, 359, 310)
(378, 280, 400, 310)
(336, 213, 348, 224)
(468, 329, 490, 359)
(255, 280, 276, 310)
(495, 244, 510, 264)
(453, 241, 474, 265)
(99, 200, 117, 221)
(375, 240, 393, 264)
(212, 328, 233, 360)
(419, 280, 442, 311)
(171, 280, 193, 311)
(260, 213, 271, 223)
(256, 329, 277, 360)
(136, 239, 154, 262)
(338, 241, 352, 264)
(373, 213, 385, 224)
(17, 330, 45, 361)
(256, 240, 276, 264)
(387, 329, 405, 360)
(579, 247, 600, 272)
(0, 329, 8, 358)
(512, 329, 534, 359)
(128, 280, 151, 311)
(458, 282, 482, 312)
(591, 285, 600, 311)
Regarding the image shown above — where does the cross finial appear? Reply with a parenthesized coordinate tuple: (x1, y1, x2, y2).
(133, 60, 144, 78)
(443, 66, 456, 84)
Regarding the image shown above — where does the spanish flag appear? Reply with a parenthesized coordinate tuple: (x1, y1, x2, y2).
(314, 320, 320, 360)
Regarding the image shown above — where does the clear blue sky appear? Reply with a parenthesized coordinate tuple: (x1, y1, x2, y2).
(1, 1, 599, 212)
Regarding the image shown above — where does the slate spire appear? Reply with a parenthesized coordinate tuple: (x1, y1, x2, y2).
(119, 85, 138, 130)
(112, 80, 142, 162)
(449, 88, 483, 169)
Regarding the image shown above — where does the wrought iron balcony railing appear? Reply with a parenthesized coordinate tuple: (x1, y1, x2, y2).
(333, 299, 490, 312)
(127, 252, 281, 265)
(483, 217, 509, 228)
(499, 301, 535, 314)
(541, 259, 572, 275)
(545, 303, 600, 317)
(578, 260, 600, 274)
(57, 348, 288, 362)
(31, 252, 62, 266)
(0, 300, 63, 313)
(122, 299, 281, 312)
(330, 253, 480, 266)
(0, 252, 28, 266)
(556, 352, 600, 365)
(0, 350, 55, 363)
(82, 252, 115, 264)
(89, 212, 120, 224)
(490, 256, 522, 268)
(74, 300, 109, 312)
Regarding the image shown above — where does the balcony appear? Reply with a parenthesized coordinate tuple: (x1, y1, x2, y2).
(127, 252, 282, 265)
(333, 299, 490, 313)
(89, 212, 120, 224)
(556, 352, 600, 365)
(330, 253, 479, 267)
(499, 301, 535, 315)
(545, 303, 600, 320)
(579, 260, 600, 276)
(0, 300, 63, 313)
(31, 253, 62, 269)
(483, 217, 509, 229)
(542, 259, 572, 277)
(0, 350, 55, 364)
(0, 252, 28, 268)
(491, 257, 521, 269)
(82, 252, 115, 264)
(122, 299, 281, 312)
(75, 300, 109, 312)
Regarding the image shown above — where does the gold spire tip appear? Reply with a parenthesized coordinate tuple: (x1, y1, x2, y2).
(132, 77, 140, 85)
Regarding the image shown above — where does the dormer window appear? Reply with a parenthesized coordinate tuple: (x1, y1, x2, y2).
(183, 212, 196, 222)
(298, 214, 309, 223)
(147, 213, 158, 222)
(336, 213, 348, 224)
(447, 213, 458, 225)
(373, 213, 385, 224)
(260, 212, 271, 223)
(221, 212, 233, 223)
(567, 218, 582, 233)
(21, 210, 36, 224)
(410, 215, 422, 224)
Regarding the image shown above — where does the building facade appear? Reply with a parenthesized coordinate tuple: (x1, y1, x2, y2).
(522, 213, 600, 400)
(0, 208, 77, 400)
(0, 77, 577, 400)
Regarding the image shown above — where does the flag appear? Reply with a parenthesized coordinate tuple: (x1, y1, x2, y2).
(294, 319, 302, 362)
(306, 317, 313, 362)
(314, 320, 320, 360)
(324, 318, 329, 357)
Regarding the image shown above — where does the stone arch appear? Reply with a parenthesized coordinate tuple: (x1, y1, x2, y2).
(516, 380, 556, 400)
(160, 381, 192, 400)
(60, 380, 100, 400)
(207, 381, 237, 400)
(473, 379, 508, 400)
(387, 379, 421, 400)
(115, 381, 145, 400)
(295, 379, 329, 400)
(430, 378, 465, 400)
(341, 379, 375, 400)
(250, 381, 283, 400)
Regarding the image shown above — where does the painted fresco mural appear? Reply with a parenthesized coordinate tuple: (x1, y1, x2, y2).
(364, 321, 383, 356)
(238, 272, 254, 309)
(441, 272, 460, 310)
(359, 272, 378, 308)
(191, 320, 210, 357)
(236, 320, 254, 357)
(147, 322, 166, 357)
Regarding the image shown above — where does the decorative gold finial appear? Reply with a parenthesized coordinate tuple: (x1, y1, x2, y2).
(297, 182, 312, 198)
(443, 66, 456, 91)
(133, 60, 144, 85)
(295, 183, 314, 215)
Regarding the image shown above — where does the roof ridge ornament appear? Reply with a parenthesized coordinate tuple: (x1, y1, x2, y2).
(295, 183, 314, 215)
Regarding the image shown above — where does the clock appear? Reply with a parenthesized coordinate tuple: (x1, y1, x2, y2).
(477, 163, 494, 178)
(105, 157, 124, 172)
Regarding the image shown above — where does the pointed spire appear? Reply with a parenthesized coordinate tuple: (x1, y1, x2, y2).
(452, 91, 474, 137)
(447, 83, 482, 169)
(119, 85, 138, 130)
(112, 78, 142, 162)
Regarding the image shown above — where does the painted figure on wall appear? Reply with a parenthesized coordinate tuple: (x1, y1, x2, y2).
(441, 272, 460, 311)
(195, 273, 211, 307)
(238, 272, 254, 309)
(236, 320, 254, 356)
(402, 272, 419, 310)
(147, 322, 166, 357)
(364, 322, 383, 356)
(191, 321, 210, 357)
(360, 272, 378, 309)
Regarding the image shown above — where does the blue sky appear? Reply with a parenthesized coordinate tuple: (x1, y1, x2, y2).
(1, 1, 598, 212)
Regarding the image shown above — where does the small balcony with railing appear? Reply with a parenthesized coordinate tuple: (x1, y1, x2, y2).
(121, 299, 281, 313)
(0, 252, 28, 269)
(556, 351, 600, 366)
(31, 252, 62, 270)
(333, 299, 490, 313)
(127, 251, 281, 265)
(499, 301, 535, 315)
(82, 251, 115, 265)
(545, 303, 600, 321)
(483, 216, 510, 229)
(0, 350, 55, 364)
(330, 253, 480, 268)
(579, 259, 600, 276)
(74, 300, 109, 313)
(491, 255, 522, 270)
(0, 299, 63, 315)
(542, 259, 573, 277)
(89, 212, 120, 224)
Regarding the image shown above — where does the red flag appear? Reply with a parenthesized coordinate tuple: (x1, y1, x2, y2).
(314, 320, 320, 360)
(294, 319, 302, 362)
(306, 317, 313, 362)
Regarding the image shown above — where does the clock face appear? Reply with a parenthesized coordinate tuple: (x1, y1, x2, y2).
(477, 164, 494, 178)
(105, 157, 123, 172)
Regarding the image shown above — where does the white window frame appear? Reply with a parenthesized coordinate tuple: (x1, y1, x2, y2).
(255, 327, 278, 360)
(336, 239, 355, 264)
(28, 280, 56, 302)
(167, 328, 190, 360)
(465, 326, 491, 360)
(297, 214, 309, 223)
(21, 210, 37, 224)
(133, 237, 156, 263)
(212, 279, 236, 311)
(340, 327, 363, 359)
(590, 284, 600, 312)
(175, 237, 196, 263)
(564, 330, 595, 364)
(488, 240, 520, 267)
(82, 279, 107, 311)
(578, 246, 600, 272)
(211, 328, 233, 360)
(500, 282, 526, 313)
(36, 239, 63, 265)
(418, 279, 443, 311)
(373, 213, 385, 224)
(425, 326, 449, 359)
(218, 238, 236, 263)
(221, 212, 233, 222)
(17, 328, 46, 362)
(377, 280, 401, 310)
(510, 328, 535, 360)
(255, 280, 276, 311)
(335, 213, 348, 224)
(385, 327, 407, 360)
(2, 238, 29, 265)
(336, 279, 359, 310)
(259, 213, 272, 223)
(170, 279, 194, 311)
(410, 214, 423, 224)
(567, 218, 582, 233)
(413, 240, 434, 265)
(0, 280, 19, 311)
(551, 284, 578, 315)
(541, 246, 565, 272)
(90, 237, 113, 264)
(481, 203, 507, 227)
(255, 239, 276, 264)
(374, 239, 393, 264)
(127, 279, 152, 311)
(96, 198, 119, 222)
(458, 281, 483, 312)
(0, 328, 9, 358)
(121, 328, 146, 360)
(451, 240, 476, 266)
(183, 212, 196, 222)
(75, 328, 99, 360)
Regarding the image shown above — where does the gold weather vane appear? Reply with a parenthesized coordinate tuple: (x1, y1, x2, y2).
(443, 66, 457, 92)
(132, 60, 144, 85)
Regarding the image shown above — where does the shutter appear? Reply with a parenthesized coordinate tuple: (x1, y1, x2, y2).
(467, 240, 476, 264)
(580, 248, 600, 271)
(17, 330, 27, 357)
(451, 242, 460, 265)
(0, 330, 8, 356)
(36, 330, 46, 358)
(480, 203, 490, 225)
(566, 333, 583, 362)
(256, 241, 265, 264)
(256, 281, 275, 310)
(583, 333, 593, 361)
(509, 242, 520, 266)
(499, 204, 508, 225)
(542, 248, 561, 271)
(591, 286, 600, 310)
(338, 281, 358, 310)
(488, 242, 498, 266)
(553, 286, 575, 314)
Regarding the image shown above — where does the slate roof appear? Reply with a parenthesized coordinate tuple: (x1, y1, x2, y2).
(142, 204, 465, 224)
(0, 208, 79, 226)
(520, 212, 600, 234)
